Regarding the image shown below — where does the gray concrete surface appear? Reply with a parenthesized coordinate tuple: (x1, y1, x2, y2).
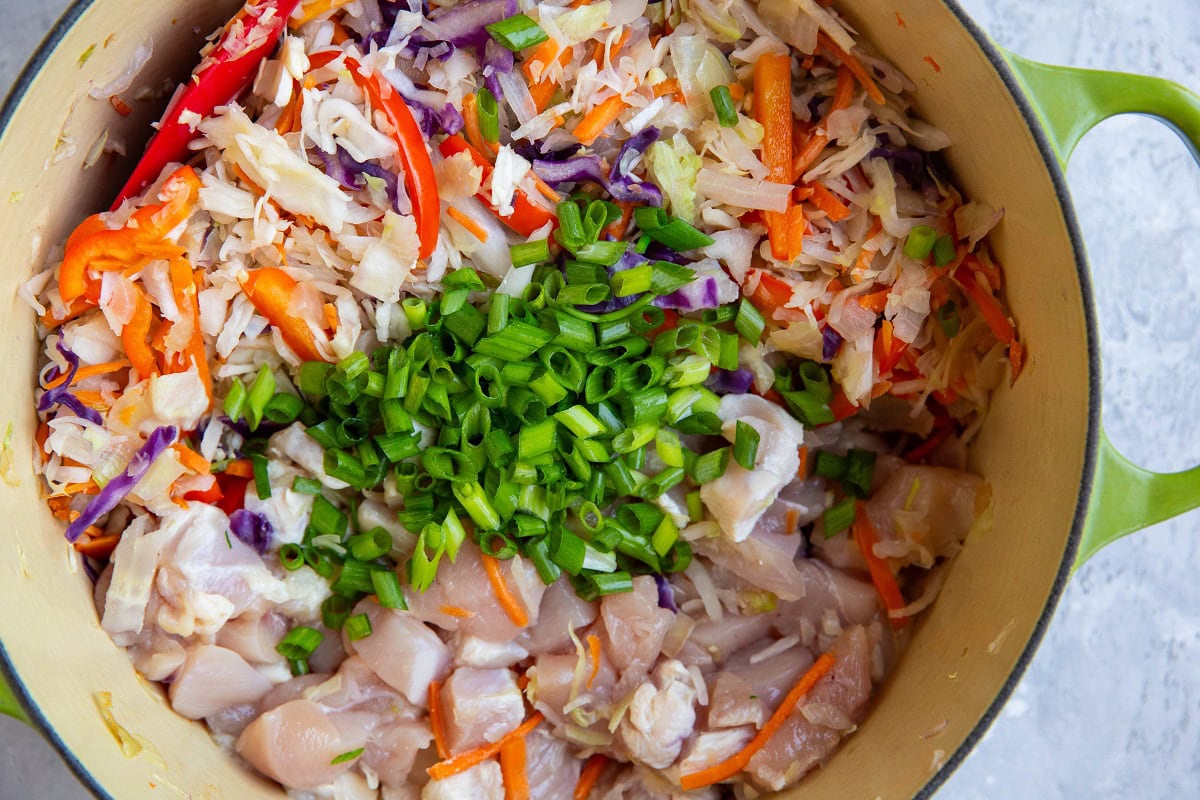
(1, 0, 1197, 798)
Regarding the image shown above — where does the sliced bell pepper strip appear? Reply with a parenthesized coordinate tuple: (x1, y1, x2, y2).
(342, 57, 440, 259)
(168, 258, 214, 409)
(59, 166, 202, 305)
(439, 135, 558, 237)
(239, 267, 329, 363)
(122, 286, 158, 380)
(112, 0, 303, 206)
(746, 269, 793, 318)
(753, 52, 795, 261)
(215, 474, 251, 516)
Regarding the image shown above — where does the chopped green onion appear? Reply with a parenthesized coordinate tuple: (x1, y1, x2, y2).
(251, 454, 271, 500)
(734, 298, 766, 343)
(710, 84, 738, 127)
(573, 240, 627, 266)
(486, 13, 550, 51)
(689, 447, 730, 484)
(933, 234, 957, 267)
(824, 497, 857, 537)
(309, 495, 347, 538)
(452, 481, 502, 531)
(325, 449, 367, 487)
(263, 392, 304, 425)
(322, 594, 353, 629)
(655, 428, 684, 468)
(345, 613, 373, 641)
(554, 405, 606, 439)
(651, 515, 679, 557)
(477, 87, 499, 142)
(510, 239, 551, 267)
(245, 364, 276, 431)
(842, 448, 877, 499)
(331, 748, 365, 765)
(733, 420, 760, 470)
(349, 527, 393, 561)
(815, 450, 847, 480)
(372, 569, 407, 610)
(402, 297, 428, 331)
(903, 225, 939, 260)
(611, 264, 653, 297)
(633, 206, 715, 251)
(223, 378, 247, 422)
(686, 490, 704, 522)
(276, 626, 323, 661)
(279, 543, 306, 571)
(937, 301, 961, 338)
(650, 261, 697, 295)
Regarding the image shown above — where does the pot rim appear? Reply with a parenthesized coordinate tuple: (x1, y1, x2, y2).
(0, 1, 1101, 798)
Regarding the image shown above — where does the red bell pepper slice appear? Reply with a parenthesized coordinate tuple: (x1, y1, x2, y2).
(215, 474, 251, 516)
(239, 267, 329, 362)
(112, 0, 303, 207)
(438, 135, 558, 237)
(343, 57, 440, 259)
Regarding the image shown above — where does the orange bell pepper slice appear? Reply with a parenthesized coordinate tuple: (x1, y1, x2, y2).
(239, 267, 328, 363)
(438, 135, 557, 237)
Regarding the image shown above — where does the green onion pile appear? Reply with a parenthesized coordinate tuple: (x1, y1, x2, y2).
(219, 200, 848, 669)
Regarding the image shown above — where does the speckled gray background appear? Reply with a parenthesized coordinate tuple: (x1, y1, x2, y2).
(1, 0, 1197, 798)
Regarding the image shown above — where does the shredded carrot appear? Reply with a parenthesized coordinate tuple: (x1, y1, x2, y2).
(290, 0, 356, 28)
(223, 459, 255, 479)
(499, 736, 529, 800)
(232, 163, 267, 196)
(428, 680, 451, 760)
(274, 86, 303, 134)
(44, 359, 129, 390)
(829, 66, 856, 114)
(574, 754, 608, 800)
(529, 79, 557, 114)
(953, 265, 1015, 344)
(482, 554, 529, 628)
(652, 78, 682, 98)
(725, 82, 746, 102)
(168, 257, 213, 407)
(573, 95, 629, 146)
(123, 286, 158, 379)
(523, 40, 561, 82)
(529, 172, 563, 204)
(904, 426, 952, 463)
(171, 444, 210, 475)
(809, 182, 851, 221)
(447, 206, 489, 243)
(680, 652, 838, 789)
(603, 200, 635, 240)
(323, 302, 340, 333)
(796, 445, 809, 479)
(1008, 338, 1026, 385)
(785, 204, 806, 261)
(792, 130, 829, 181)
(852, 503, 909, 627)
(71, 390, 109, 410)
(427, 712, 544, 781)
(516, 672, 531, 692)
(585, 634, 602, 689)
(460, 92, 498, 158)
(74, 532, 120, 559)
(817, 33, 885, 105)
(62, 480, 99, 496)
(329, 18, 352, 45)
(858, 289, 890, 313)
(754, 51, 795, 261)
(593, 28, 630, 67)
(923, 55, 943, 73)
(110, 96, 132, 116)
(439, 605, 476, 618)
(784, 508, 801, 534)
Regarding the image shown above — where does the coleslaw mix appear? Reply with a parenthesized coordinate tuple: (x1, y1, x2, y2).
(27, 0, 1021, 797)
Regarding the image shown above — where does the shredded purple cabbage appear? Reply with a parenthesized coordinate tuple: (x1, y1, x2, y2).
(402, 96, 465, 139)
(422, 0, 516, 48)
(64, 426, 178, 543)
(229, 509, 274, 555)
(317, 147, 411, 214)
(532, 156, 609, 188)
(38, 341, 104, 426)
(513, 142, 581, 162)
(217, 415, 285, 441)
(608, 127, 663, 205)
(653, 276, 721, 311)
(577, 251, 646, 314)
(482, 40, 513, 100)
(706, 367, 754, 396)
(654, 574, 678, 613)
(822, 326, 844, 361)
(869, 146, 926, 187)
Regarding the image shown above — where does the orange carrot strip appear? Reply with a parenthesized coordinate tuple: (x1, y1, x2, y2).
(754, 51, 794, 260)
(829, 66, 856, 114)
(329, 18, 352, 45)
(171, 444, 211, 475)
(792, 130, 829, 181)
(680, 652, 838, 789)
(796, 445, 809, 479)
(593, 28, 630, 67)
(74, 532, 121, 559)
(447, 206, 490, 243)
(852, 502, 909, 627)
(44, 359, 129, 390)
(858, 289, 890, 313)
(71, 391, 109, 409)
(574, 755, 608, 800)
(439, 605, 476, 618)
(603, 200, 635, 240)
(573, 95, 628, 146)
(428, 680, 451, 759)
(725, 82, 745, 102)
(122, 286, 158, 379)
(784, 508, 800, 534)
(529, 78, 556, 113)
(652, 78, 681, 98)
(460, 92, 498, 158)
(323, 302, 339, 333)
(427, 713, 544, 781)
(530, 171, 563, 204)
(169, 258, 213, 407)
(785, 204, 806, 261)
(290, 0, 356, 28)
(274, 86, 302, 134)
(499, 736, 529, 800)
(482, 554, 530, 628)
(953, 264, 1015, 344)
(809, 182, 851, 221)
(586, 634, 602, 689)
(223, 459, 255, 479)
(817, 32, 885, 104)
(523, 40, 571, 83)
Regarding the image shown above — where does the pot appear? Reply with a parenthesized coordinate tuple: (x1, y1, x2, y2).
(0, 1, 1197, 798)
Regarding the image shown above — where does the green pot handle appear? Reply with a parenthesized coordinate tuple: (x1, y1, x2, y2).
(0, 669, 28, 723)
(1003, 51, 1200, 570)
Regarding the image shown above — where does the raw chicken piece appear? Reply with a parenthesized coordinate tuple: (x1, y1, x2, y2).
(363, 721, 434, 787)
(772, 559, 880, 637)
(169, 644, 272, 720)
(403, 546, 546, 641)
(529, 650, 617, 727)
(745, 626, 873, 791)
(600, 576, 673, 675)
(344, 599, 451, 707)
(236, 699, 354, 789)
(268, 423, 350, 490)
(701, 394, 806, 542)
(678, 612, 774, 669)
(455, 635, 529, 669)
(439, 668, 524, 753)
(693, 526, 806, 602)
(216, 612, 288, 664)
(706, 672, 765, 729)
(525, 728, 581, 800)
(865, 464, 990, 567)
(617, 660, 697, 769)
(421, 760, 504, 800)
(516, 576, 598, 656)
(678, 727, 755, 775)
(721, 642, 815, 710)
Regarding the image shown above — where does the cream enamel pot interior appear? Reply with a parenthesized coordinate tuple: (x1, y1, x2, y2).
(1, 1, 1198, 798)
